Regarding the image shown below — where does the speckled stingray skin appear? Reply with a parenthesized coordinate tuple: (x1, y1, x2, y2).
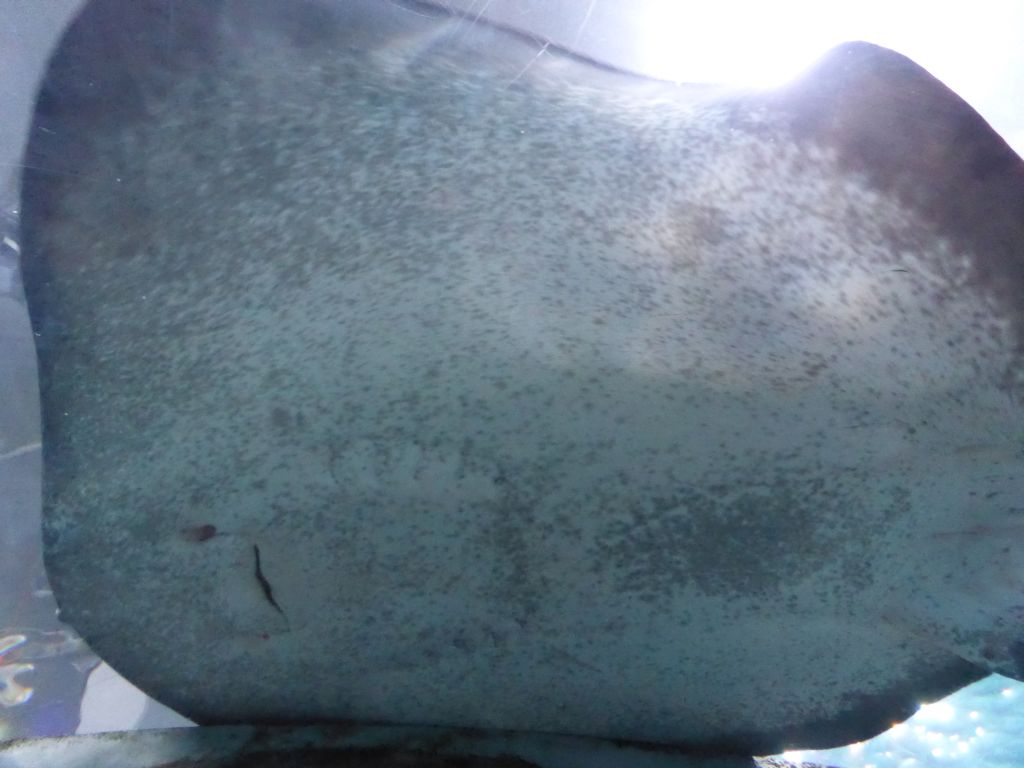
(19, 0, 1024, 756)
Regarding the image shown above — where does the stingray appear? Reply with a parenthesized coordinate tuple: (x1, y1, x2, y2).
(17, 0, 1024, 758)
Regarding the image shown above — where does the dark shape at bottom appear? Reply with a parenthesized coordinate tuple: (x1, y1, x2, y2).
(0, 725, 770, 768)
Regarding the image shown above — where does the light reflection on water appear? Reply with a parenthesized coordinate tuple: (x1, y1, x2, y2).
(0, 634, 32, 707)
(0, 627, 98, 738)
(783, 675, 1024, 767)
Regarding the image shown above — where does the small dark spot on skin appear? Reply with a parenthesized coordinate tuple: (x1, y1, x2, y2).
(181, 523, 217, 543)
(271, 406, 290, 431)
(804, 360, 827, 378)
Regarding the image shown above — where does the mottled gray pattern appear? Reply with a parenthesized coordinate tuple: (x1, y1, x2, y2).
(19, 0, 1024, 757)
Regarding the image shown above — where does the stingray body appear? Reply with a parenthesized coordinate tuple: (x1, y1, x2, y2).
(19, 0, 1024, 756)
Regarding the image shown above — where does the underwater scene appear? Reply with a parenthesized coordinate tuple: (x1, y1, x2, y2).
(2, 2, 1023, 767)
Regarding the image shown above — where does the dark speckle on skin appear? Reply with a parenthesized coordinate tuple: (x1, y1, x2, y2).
(592, 474, 906, 602)
(271, 405, 290, 431)
(181, 523, 217, 543)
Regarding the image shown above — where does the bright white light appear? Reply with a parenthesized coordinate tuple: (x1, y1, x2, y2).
(918, 700, 957, 723)
(629, 0, 1024, 156)
(632, 0, 835, 87)
(969, 710, 980, 720)
(633, 1, 1019, 89)
(1001, 687, 1015, 698)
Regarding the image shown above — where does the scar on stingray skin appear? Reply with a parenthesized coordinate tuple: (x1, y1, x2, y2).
(252, 544, 287, 620)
